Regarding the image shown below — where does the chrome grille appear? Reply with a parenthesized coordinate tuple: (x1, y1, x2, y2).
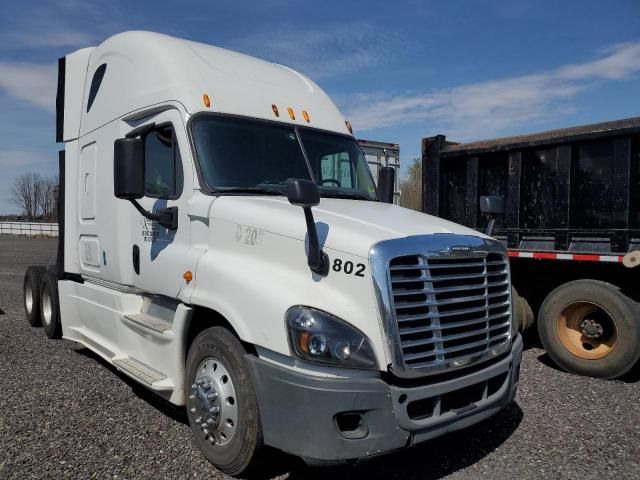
(389, 252, 511, 371)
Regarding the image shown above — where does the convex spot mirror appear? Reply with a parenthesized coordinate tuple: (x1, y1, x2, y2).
(286, 178, 328, 275)
(286, 178, 320, 207)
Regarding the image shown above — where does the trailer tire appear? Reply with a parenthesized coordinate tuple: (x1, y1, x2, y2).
(512, 287, 534, 333)
(24, 265, 48, 327)
(538, 280, 640, 379)
(185, 327, 263, 477)
(40, 269, 62, 339)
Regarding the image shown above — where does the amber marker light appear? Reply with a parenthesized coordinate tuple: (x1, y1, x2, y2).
(299, 331, 310, 353)
(272, 104, 279, 117)
(287, 107, 296, 120)
(302, 110, 310, 123)
(203, 94, 211, 108)
(183, 271, 193, 283)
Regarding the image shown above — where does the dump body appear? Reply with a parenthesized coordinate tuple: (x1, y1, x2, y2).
(421, 117, 640, 379)
(423, 117, 640, 256)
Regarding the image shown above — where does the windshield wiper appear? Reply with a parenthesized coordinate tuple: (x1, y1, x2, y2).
(320, 192, 374, 201)
(213, 187, 285, 196)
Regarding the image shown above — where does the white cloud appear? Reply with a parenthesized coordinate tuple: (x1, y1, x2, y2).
(233, 22, 406, 79)
(0, 150, 50, 169)
(8, 29, 96, 48)
(0, 63, 57, 112)
(344, 42, 640, 140)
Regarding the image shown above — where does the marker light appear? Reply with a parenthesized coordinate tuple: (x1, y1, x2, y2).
(287, 107, 296, 120)
(183, 271, 193, 282)
(302, 110, 310, 123)
(345, 121, 353, 133)
(203, 94, 211, 108)
(272, 104, 280, 117)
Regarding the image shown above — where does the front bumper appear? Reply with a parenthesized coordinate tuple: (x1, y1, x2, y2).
(247, 333, 523, 462)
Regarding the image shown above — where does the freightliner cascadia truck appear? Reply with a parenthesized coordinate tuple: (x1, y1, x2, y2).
(23, 31, 522, 475)
(422, 118, 640, 379)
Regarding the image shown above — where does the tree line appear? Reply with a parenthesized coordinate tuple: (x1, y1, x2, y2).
(399, 158, 422, 211)
(10, 173, 59, 221)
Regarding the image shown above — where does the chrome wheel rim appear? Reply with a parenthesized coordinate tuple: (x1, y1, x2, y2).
(189, 357, 238, 446)
(25, 283, 34, 314)
(42, 287, 52, 326)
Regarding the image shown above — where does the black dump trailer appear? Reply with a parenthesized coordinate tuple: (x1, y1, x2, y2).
(422, 117, 640, 379)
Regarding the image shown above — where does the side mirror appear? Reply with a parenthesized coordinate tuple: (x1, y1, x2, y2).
(378, 166, 395, 204)
(480, 195, 505, 236)
(114, 138, 144, 199)
(479, 195, 505, 216)
(114, 136, 178, 230)
(286, 178, 320, 208)
(286, 179, 327, 275)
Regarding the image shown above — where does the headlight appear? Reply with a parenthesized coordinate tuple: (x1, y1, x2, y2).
(286, 306, 377, 369)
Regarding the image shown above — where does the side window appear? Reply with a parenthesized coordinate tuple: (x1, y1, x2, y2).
(320, 152, 354, 187)
(87, 64, 106, 113)
(144, 125, 183, 198)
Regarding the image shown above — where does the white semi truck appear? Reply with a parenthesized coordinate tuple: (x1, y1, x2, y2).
(23, 31, 522, 475)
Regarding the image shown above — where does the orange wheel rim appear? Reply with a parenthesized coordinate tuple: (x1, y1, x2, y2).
(556, 301, 617, 360)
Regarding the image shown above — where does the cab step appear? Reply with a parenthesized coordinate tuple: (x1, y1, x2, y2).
(124, 312, 173, 334)
(113, 357, 174, 390)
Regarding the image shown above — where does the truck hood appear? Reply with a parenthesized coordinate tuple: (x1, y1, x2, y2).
(211, 196, 487, 258)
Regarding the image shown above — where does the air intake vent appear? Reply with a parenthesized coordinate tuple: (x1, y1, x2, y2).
(389, 252, 511, 371)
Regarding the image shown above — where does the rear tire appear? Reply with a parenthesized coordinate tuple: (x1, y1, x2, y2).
(185, 327, 263, 476)
(23, 265, 47, 327)
(538, 280, 640, 378)
(40, 269, 62, 339)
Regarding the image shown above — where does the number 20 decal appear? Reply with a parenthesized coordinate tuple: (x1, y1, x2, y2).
(332, 258, 366, 277)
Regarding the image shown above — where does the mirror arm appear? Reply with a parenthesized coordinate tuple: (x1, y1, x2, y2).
(128, 199, 178, 230)
(303, 207, 328, 275)
(485, 217, 497, 236)
(125, 122, 156, 139)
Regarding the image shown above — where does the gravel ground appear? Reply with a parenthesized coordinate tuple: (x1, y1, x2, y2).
(1, 235, 639, 479)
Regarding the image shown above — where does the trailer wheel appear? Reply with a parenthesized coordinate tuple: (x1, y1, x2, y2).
(40, 269, 62, 339)
(23, 265, 47, 327)
(512, 287, 534, 333)
(185, 327, 263, 476)
(538, 280, 640, 378)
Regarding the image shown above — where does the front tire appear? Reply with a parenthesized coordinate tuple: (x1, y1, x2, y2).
(538, 280, 640, 378)
(185, 327, 263, 476)
(40, 269, 62, 339)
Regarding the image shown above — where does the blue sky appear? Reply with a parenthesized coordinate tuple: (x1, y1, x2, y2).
(0, 0, 639, 213)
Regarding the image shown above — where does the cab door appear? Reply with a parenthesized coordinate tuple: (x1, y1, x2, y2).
(129, 109, 194, 299)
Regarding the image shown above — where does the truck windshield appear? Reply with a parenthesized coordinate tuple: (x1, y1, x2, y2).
(191, 116, 378, 201)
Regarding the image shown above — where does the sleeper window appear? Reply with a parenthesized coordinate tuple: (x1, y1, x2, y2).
(87, 64, 106, 113)
(144, 126, 183, 198)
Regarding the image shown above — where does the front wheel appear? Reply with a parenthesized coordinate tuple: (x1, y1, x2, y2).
(538, 279, 640, 379)
(185, 327, 263, 476)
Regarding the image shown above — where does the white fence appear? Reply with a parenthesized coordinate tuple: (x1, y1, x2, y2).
(0, 222, 59, 237)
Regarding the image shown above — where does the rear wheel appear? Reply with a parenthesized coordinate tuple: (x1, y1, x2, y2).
(538, 280, 640, 378)
(40, 269, 62, 339)
(23, 265, 48, 327)
(185, 327, 263, 476)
